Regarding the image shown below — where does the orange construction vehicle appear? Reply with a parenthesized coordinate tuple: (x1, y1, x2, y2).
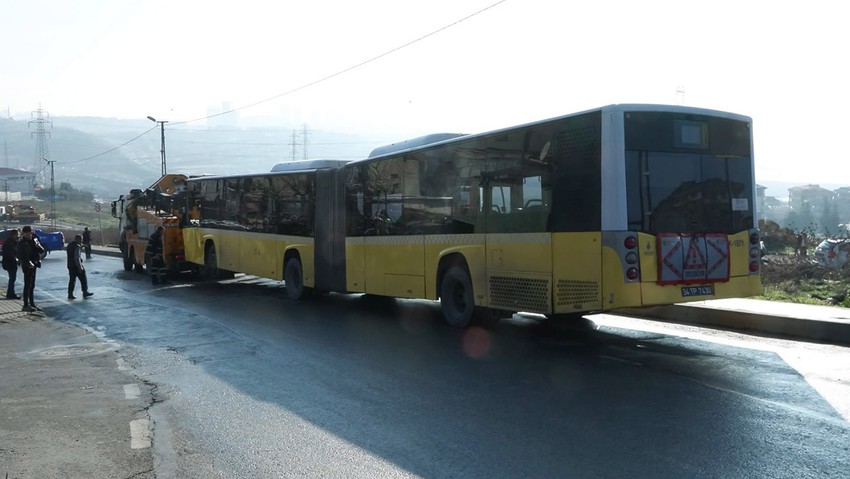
(111, 174, 195, 276)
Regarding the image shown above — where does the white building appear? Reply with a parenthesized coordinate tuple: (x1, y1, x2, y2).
(0, 167, 36, 199)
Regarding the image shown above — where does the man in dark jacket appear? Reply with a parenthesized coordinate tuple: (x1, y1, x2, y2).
(67, 234, 93, 300)
(15, 225, 44, 312)
(82, 227, 93, 259)
(2, 229, 20, 299)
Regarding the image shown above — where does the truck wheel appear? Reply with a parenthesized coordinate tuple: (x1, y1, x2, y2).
(129, 247, 144, 273)
(440, 265, 475, 328)
(284, 257, 312, 300)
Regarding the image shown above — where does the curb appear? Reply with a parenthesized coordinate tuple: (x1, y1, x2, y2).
(617, 303, 850, 346)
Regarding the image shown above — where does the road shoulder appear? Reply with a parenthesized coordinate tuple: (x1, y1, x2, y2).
(0, 306, 154, 479)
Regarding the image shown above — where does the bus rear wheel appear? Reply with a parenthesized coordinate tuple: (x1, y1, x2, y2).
(285, 257, 312, 300)
(440, 265, 475, 328)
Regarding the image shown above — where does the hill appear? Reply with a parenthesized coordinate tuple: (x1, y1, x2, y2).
(1, 116, 397, 200)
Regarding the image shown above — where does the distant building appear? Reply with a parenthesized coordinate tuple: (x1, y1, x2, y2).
(0, 167, 36, 199)
(788, 184, 834, 212)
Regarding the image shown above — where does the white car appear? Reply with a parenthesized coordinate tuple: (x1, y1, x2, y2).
(813, 239, 850, 269)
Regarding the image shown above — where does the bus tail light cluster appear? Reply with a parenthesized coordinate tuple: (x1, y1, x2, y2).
(624, 234, 639, 281)
(602, 232, 641, 283)
(748, 229, 761, 274)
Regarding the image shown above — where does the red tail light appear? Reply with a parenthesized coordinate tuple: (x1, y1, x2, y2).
(624, 236, 637, 249)
(749, 261, 759, 273)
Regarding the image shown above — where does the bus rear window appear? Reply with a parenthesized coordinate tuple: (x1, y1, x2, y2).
(625, 151, 753, 234)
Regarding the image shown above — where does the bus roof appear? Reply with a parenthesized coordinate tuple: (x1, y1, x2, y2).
(368, 133, 466, 158)
(349, 104, 752, 165)
(271, 159, 350, 172)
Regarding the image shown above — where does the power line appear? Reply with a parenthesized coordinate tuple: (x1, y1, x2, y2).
(172, 0, 509, 126)
(58, 0, 509, 164)
(61, 126, 159, 165)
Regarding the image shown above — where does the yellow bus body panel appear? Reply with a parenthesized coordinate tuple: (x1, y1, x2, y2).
(485, 233, 553, 314)
(360, 236, 425, 298)
(601, 245, 643, 310)
(183, 228, 205, 265)
(345, 238, 366, 292)
(182, 228, 314, 286)
(552, 233, 602, 314)
(605, 230, 762, 309)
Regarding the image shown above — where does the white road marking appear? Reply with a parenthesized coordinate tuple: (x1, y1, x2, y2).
(130, 419, 151, 449)
(116, 358, 129, 371)
(124, 383, 141, 399)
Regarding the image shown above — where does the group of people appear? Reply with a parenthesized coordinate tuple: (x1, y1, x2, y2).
(2, 226, 94, 312)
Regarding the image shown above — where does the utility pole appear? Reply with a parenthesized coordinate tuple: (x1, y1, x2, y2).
(288, 125, 310, 162)
(289, 131, 299, 162)
(147, 116, 168, 176)
(29, 108, 52, 185)
(302, 124, 309, 161)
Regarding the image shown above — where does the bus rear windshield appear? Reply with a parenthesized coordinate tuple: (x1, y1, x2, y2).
(625, 151, 753, 234)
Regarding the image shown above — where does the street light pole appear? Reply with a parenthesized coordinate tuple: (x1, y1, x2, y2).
(147, 116, 168, 176)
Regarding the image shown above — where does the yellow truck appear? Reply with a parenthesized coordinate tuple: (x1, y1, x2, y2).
(5, 203, 41, 223)
(111, 174, 195, 276)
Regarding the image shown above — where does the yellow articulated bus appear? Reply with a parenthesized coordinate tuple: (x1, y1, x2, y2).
(182, 104, 761, 327)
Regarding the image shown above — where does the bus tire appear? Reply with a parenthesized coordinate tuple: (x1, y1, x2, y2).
(203, 245, 227, 279)
(285, 257, 312, 300)
(123, 254, 133, 271)
(440, 265, 475, 328)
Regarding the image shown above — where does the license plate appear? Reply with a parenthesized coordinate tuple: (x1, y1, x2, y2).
(681, 285, 714, 297)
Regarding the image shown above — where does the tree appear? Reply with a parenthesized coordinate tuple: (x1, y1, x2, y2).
(785, 200, 817, 234)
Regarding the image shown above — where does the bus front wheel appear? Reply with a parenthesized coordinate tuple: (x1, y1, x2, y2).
(285, 257, 312, 300)
(440, 266, 475, 328)
(204, 245, 234, 279)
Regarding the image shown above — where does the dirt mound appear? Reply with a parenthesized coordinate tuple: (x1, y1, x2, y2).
(761, 254, 850, 285)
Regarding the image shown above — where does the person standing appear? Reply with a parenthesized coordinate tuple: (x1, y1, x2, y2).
(2, 229, 21, 299)
(67, 234, 93, 300)
(15, 225, 44, 312)
(146, 226, 166, 284)
(82, 227, 93, 260)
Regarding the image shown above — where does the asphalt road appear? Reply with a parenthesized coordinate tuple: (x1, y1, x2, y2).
(7, 254, 850, 478)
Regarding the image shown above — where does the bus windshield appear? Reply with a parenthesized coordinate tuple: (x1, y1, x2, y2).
(625, 151, 753, 234)
(623, 111, 754, 235)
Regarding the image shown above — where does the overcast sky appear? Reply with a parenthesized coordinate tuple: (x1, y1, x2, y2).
(1, 0, 847, 186)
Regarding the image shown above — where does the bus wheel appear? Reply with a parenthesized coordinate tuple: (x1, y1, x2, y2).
(285, 257, 312, 300)
(123, 253, 133, 271)
(204, 246, 219, 278)
(440, 266, 475, 328)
